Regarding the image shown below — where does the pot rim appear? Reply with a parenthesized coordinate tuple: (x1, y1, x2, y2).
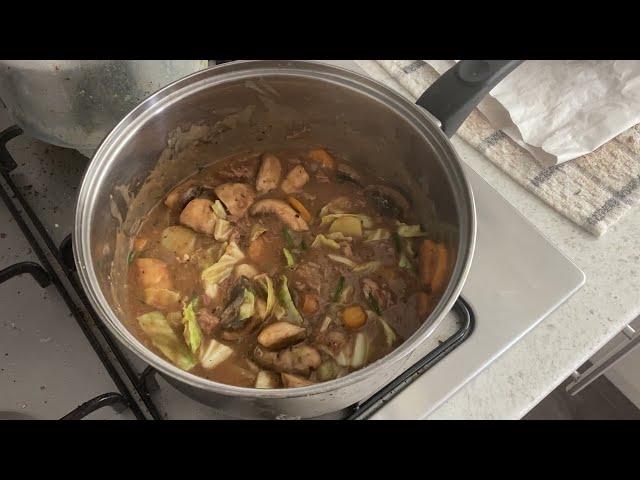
(74, 60, 476, 400)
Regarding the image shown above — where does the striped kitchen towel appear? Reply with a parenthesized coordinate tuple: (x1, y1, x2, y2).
(355, 60, 640, 236)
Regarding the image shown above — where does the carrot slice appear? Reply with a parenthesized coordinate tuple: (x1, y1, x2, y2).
(419, 240, 449, 293)
(418, 239, 436, 288)
(416, 291, 431, 317)
(287, 196, 312, 223)
(430, 243, 449, 293)
(308, 148, 335, 169)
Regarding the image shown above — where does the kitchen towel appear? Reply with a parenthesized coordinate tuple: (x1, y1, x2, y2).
(424, 60, 640, 166)
(355, 60, 640, 236)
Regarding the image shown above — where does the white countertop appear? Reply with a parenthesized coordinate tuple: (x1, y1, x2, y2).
(428, 137, 640, 419)
(323, 60, 640, 419)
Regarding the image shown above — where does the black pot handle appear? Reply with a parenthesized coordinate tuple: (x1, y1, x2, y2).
(416, 60, 523, 137)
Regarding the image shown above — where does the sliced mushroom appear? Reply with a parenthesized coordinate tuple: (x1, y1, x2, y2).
(214, 183, 256, 217)
(280, 165, 309, 194)
(336, 163, 363, 186)
(220, 317, 261, 341)
(219, 276, 252, 330)
(255, 153, 282, 194)
(179, 198, 218, 235)
(257, 321, 306, 350)
(134, 258, 173, 290)
(253, 344, 321, 375)
(281, 372, 314, 388)
(364, 184, 411, 218)
(250, 199, 309, 231)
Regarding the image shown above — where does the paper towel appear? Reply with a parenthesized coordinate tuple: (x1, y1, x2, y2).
(425, 60, 640, 166)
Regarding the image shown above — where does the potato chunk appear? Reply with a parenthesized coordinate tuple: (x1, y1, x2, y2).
(134, 258, 172, 290)
(161, 226, 197, 256)
(180, 198, 218, 235)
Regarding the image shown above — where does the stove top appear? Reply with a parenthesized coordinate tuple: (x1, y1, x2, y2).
(0, 65, 585, 419)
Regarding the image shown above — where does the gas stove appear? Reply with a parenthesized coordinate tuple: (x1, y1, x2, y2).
(0, 63, 585, 420)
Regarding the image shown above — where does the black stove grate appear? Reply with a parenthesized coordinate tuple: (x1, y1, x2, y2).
(0, 124, 474, 420)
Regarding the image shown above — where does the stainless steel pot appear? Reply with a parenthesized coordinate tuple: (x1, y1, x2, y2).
(0, 60, 209, 157)
(74, 60, 520, 419)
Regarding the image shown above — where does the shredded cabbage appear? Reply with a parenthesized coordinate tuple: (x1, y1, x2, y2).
(282, 248, 295, 268)
(211, 200, 227, 219)
(320, 213, 374, 229)
(404, 238, 416, 258)
(350, 332, 370, 368)
(352, 261, 382, 275)
(143, 287, 181, 309)
(396, 222, 427, 238)
(319, 316, 333, 332)
(234, 263, 259, 279)
(277, 275, 304, 325)
(238, 289, 256, 321)
(254, 274, 275, 319)
(338, 284, 354, 304)
(399, 253, 413, 270)
(367, 310, 398, 347)
(310, 234, 341, 250)
(363, 228, 391, 242)
(250, 224, 267, 242)
(273, 302, 287, 320)
(327, 254, 357, 268)
(199, 338, 234, 369)
(213, 218, 233, 241)
(201, 241, 244, 299)
(326, 232, 353, 242)
(182, 298, 202, 354)
(137, 311, 197, 371)
(335, 333, 370, 368)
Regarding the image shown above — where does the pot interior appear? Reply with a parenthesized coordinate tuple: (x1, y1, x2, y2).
(77, 61, 472, 396)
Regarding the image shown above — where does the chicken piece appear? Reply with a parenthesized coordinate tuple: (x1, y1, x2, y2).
(257, 321, 306, 350)
(253, 344, 321, 375)
(255, 153, 282, 193)
(179, 198, 218, 235)
(250, 199, 309, 231)
(280, 165, 310, 194)
(134, 258, 172, 290)
(214, 183, 255, 217)
(197, 308, 220, 335)
(281, 373, 314, 388)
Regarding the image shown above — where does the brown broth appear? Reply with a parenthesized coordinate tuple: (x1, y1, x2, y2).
(125, 148, 447, 388)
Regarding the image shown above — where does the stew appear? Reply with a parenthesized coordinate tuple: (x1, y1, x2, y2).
(126, 148, 451, 389)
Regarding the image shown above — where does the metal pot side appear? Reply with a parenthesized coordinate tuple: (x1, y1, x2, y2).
(74, 61, 476, 419)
